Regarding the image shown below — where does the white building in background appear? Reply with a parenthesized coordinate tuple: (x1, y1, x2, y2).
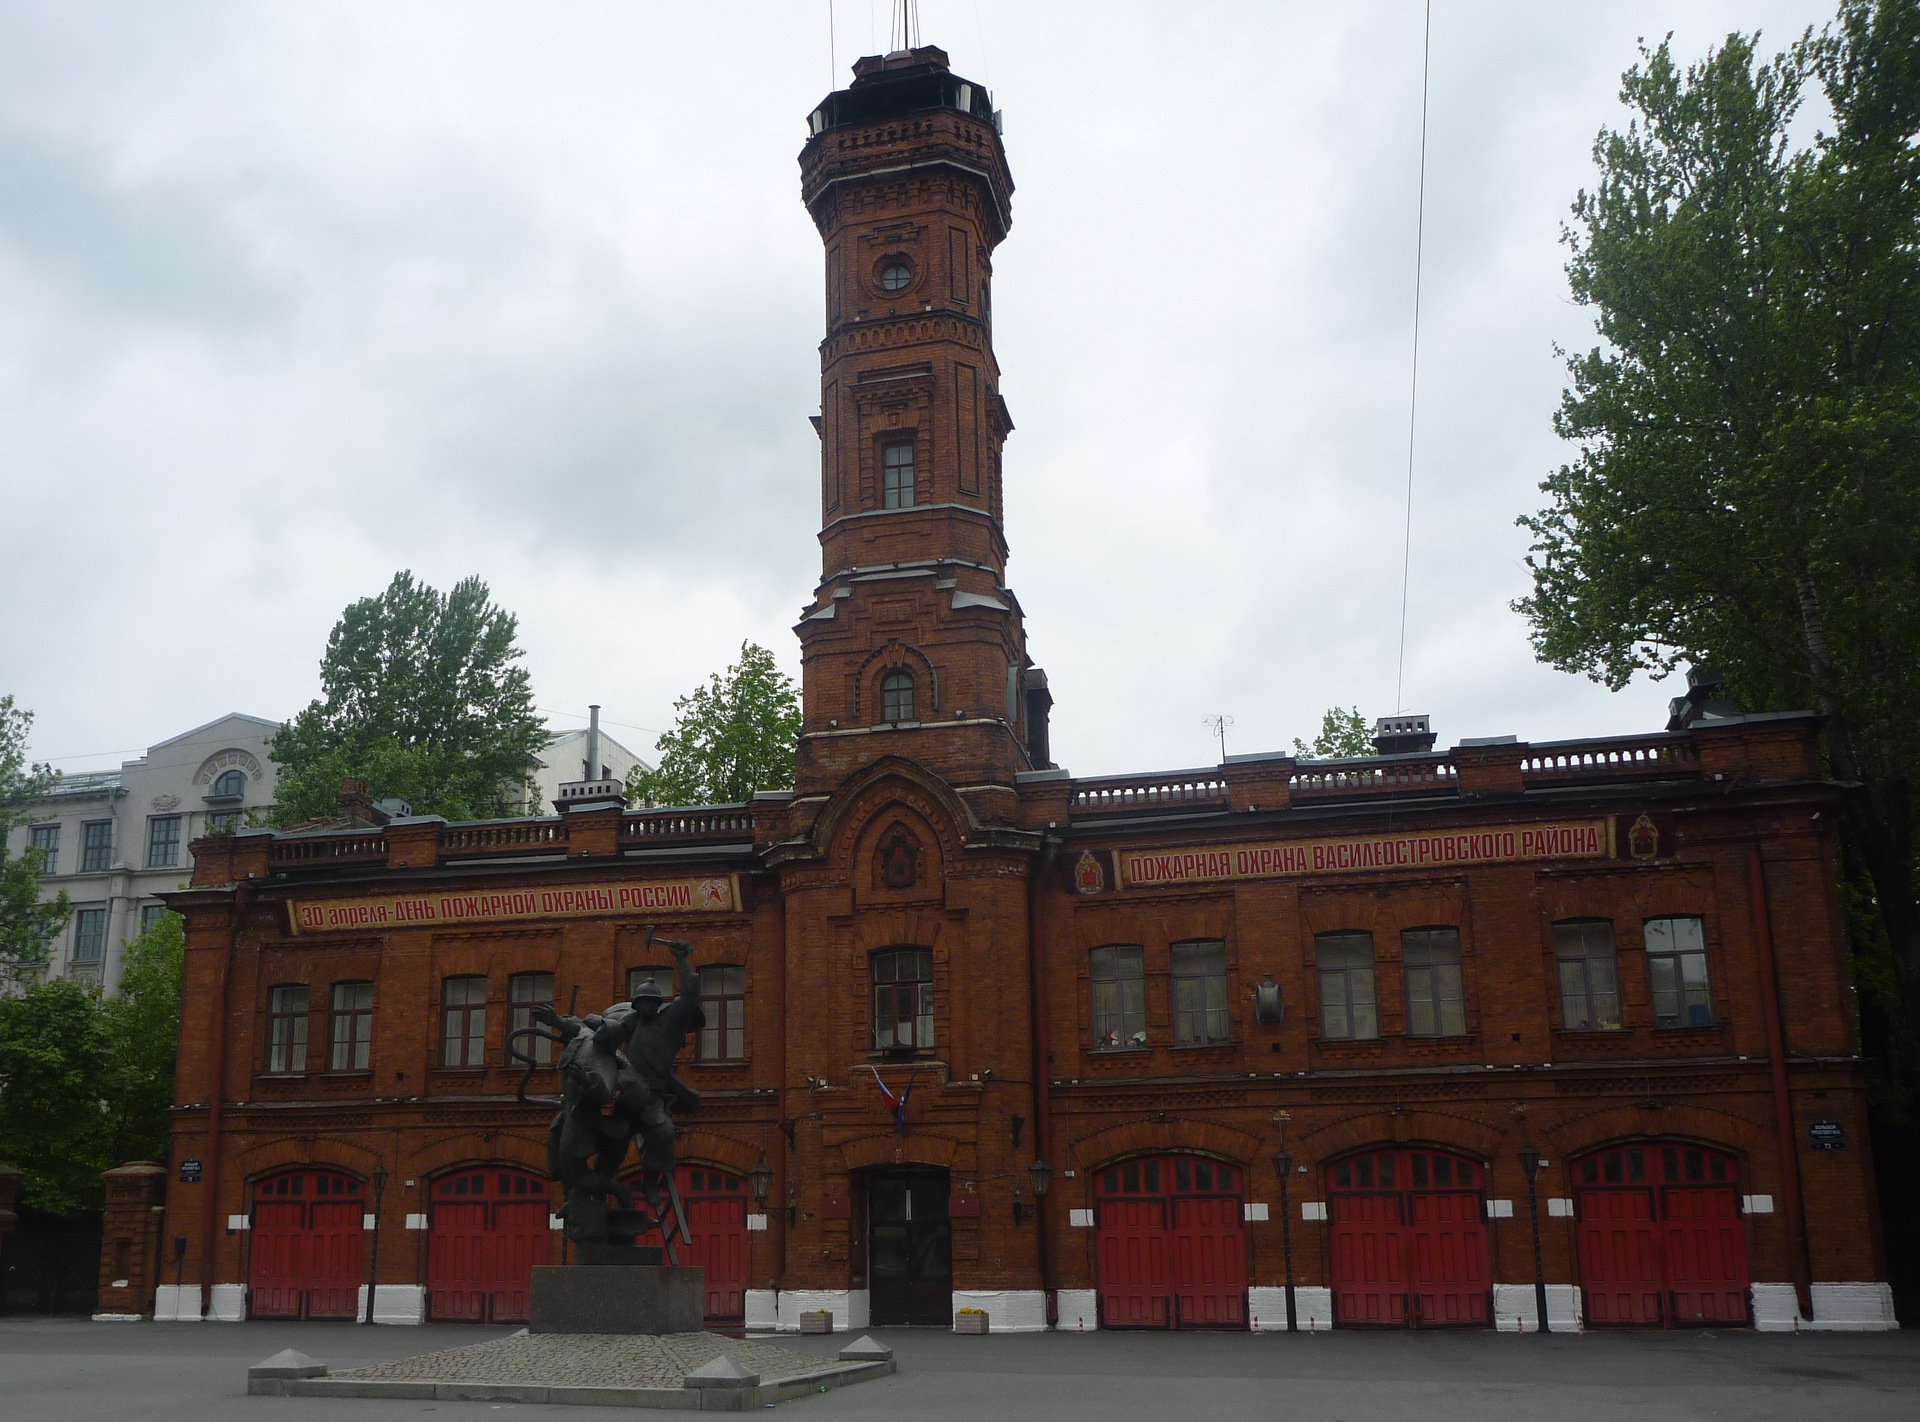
(528, 722, 648, 812)
(9, 713, 282, 993)
(9, 711, 651, 991)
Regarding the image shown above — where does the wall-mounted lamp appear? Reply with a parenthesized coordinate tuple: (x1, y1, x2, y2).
(1014, 1158, 1051, 1226)
(1254, 975, 1284, 1025)
(748, 1160, 773, 1209)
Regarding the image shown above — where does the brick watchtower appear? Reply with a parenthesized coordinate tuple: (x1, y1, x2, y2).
(794, 46, 1045, 803)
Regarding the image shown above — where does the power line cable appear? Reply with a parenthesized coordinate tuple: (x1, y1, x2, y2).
(1394, 0, 1433, 715)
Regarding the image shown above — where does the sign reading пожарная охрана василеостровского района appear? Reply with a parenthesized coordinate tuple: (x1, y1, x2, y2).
(1113, 820, 1612, 889)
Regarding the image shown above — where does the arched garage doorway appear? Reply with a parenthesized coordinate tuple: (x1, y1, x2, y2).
(1095, 1154, 1246, 1329)
(1575, 1142, 1749, 1327)
(620, 1164, 752, 1325)
(248, 1168, 365, 1320)
(427, 1166, 554, 1323)
(1328, 1146, 1489, 1328)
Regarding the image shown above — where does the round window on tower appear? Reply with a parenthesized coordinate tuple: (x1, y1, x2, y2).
(878, 258, 914, 292)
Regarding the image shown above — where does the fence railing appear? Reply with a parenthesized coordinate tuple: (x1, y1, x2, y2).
(621, 806, 757, 842)
(267, 834, 388, 865)
(1290, 758, 1458, 800)
(1520, 738, 1698, 784)
(1070, 772, 1229, 816)
(441, 822, 569, 856)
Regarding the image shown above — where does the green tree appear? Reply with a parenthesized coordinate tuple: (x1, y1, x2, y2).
(1293, 706, 1374, 759)
(0, 977, 110, 1214)
(1517, 2, 1920, 1032)
(270, 572, 548, 824)
(99, 910, 184, 1166)
(627, 643, 801, 806)
(0, 695, 70, 982)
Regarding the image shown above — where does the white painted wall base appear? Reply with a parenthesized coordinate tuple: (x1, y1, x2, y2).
(1750, 1283, 1804, 1332)
(952, 1290, 1046, 1333)
(1054, 1289, 1099, 1331)
(1290, 1289, 1336, 1327)
(1492, 1284, 1582, 1333)
(208, 1284, 246, 1322)
(354, 1284, 425, 1325)
(1247, 1286, 1335, 1332)
(1810, 1282, 1898, 1331)
(772, 1289, 869, 1332)
(151, 1284, 200, 1321)
(744, 1289, 779, 1331)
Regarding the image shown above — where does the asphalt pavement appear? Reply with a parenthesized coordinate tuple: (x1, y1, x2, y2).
(1, 1316, 1915, 1421)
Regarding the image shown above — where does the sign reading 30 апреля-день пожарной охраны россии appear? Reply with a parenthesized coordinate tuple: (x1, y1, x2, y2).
(286, 875, 739, 934)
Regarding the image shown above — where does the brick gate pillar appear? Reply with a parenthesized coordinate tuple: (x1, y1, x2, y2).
(95, 1162, 169, 1319)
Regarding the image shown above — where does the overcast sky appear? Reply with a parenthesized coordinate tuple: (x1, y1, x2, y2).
(1, 0, 1839, 782)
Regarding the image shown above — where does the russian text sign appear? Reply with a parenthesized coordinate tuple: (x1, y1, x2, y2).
(287, 875, 740, 934)
(1114, 820, 1611, 889)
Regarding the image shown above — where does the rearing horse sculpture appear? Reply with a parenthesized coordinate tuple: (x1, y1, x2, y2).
(509, 928, 705, 1261)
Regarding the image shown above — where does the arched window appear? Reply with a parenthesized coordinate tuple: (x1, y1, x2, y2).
(212, 768, 246, 799)
(880, 670, 915, 723)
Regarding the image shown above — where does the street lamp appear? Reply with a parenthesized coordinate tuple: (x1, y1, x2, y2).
(748, 1160, 773, 1209)
(1270, 1148, 1297, 1333)
(1518, 1145, 1549, 1336)
(362, 1166, 389, 1326)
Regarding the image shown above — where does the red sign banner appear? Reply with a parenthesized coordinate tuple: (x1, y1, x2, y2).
(1114, 820, 1612, 889)
(287, 875, 740, 934)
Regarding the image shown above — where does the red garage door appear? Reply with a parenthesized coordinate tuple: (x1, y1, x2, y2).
(428, 1168, 554, 1324)
(679, 1167, 750, 1324)
(620, 1165, 752, 1325)
(248, 1169, 364, 1321)
(1096, 1155, 1246, 1329)
(1576, 1143, 1749, 1328)
(1330, 1148, 1488, 1329)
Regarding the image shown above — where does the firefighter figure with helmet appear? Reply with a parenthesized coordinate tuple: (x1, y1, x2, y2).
(512, 928, 705, 1260)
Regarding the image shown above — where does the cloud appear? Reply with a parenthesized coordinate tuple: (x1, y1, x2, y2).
(0, 0, 1837, 778)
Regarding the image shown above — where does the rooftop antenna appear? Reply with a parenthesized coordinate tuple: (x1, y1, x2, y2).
(1205, 714, 1234, 761)
(891, 0, 919, 52)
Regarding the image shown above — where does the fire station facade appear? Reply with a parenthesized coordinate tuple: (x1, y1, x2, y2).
(144, 47, 1893, 1334)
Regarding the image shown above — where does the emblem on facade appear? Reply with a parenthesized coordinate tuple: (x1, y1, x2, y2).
(151, 794, 180, 812)
(696, 878, 732, 910)
(1074, 850, 1105, 895)
(1629, 813, 1660, 860)
(875, 824, 921, 891)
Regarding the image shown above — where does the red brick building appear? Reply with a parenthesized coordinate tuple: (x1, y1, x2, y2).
(148, 45, 1893, 1334)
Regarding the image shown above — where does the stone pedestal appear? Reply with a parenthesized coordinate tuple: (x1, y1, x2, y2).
(529, 1265, 705, 1335)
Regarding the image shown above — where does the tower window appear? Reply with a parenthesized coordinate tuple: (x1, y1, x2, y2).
(879, 258, 913, 292)
(880, 670, 915, 724)
(882, 442, 916, 508)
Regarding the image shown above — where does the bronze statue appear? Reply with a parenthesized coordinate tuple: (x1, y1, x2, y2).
(511, 928, 705, 1262)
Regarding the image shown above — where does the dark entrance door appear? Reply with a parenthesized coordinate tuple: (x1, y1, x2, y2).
(867, 1169, 950, 1325)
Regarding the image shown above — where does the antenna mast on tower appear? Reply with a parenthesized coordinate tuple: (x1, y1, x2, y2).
(891, 0, 920, 52)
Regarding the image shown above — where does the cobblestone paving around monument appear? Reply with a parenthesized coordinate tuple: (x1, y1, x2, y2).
(332, 1330, 840, 1388)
